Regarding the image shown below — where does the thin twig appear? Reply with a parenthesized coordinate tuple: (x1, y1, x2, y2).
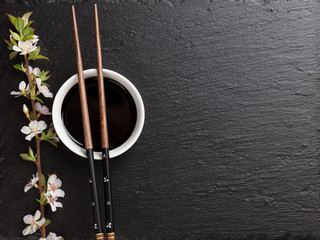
(25, 57, 46, 238)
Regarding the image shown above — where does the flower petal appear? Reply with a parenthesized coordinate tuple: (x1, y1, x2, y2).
(54, 178, 62, 188)
(21, 126, 31, 134)
(23, 214, 33, 224)
(24, 40, 33, 49)
(29, 120, 38, 130)
(48, 174, 57, 185)
(41, 105, 51, 115)
(10, 91, 21, 96)
(50, 202, 57, 212)
(25, 133, 35, 141)
(47, 232, 56, 240)
(19, 81, 26, 91)
(35, 102, 41, 112)
(29, 45, 37, 52)
(38, 121, 47, 131)
(18, 40, 23, 48)
(36, 78, 42, 90)
(29, 224, 37, 234)
(40, 86, 53, 98)
(37, 217, 45, 227)
(34, 210, 41, 220)
(24, 183, 32, 193)
(33, 67, 41, 77)
(22, 225, 31, 236)
(28, 66, 33, 74)
(54, 201, 63, 208)
(54, 189, 65, 198)
(13, 45, 21, 52)
(31, 174, 39, 184)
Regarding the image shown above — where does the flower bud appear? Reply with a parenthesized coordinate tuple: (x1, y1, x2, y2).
(23, 104, 30, 118)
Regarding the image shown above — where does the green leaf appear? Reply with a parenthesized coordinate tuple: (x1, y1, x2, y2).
(9, 29, 20, 41)
(30, 85, 36, 100)
(4, 39, 13, 50)
(45, 139, 58, 147)
(41, 131, 46, 139)
(41, 174, 46, 189)
(23, 34, 35, 41)
(28, 46, 41, 60)
(39, 191, 47, 204)
(34, 55, 49, 61)
(7, 14, 17, 29)
(16, 17, 24, 35)
(39, 70, 47, 79)
(35, 97, 44, 104)
(9, 51, 18, 60)
(4, 39, 12, 47)
(25, 20, 33, 28)
(4, 39, 10, 45)
(13, 64, 25, 72)
(33, 46, 40, 56)
(37, 192, 47, 205)
(21, 62, 26, 72)
(28, 147, 35, 159)
(44, 218, 51, 227)
(22, 11, 32, 27)
(47, 128, 53, 138)
(23, 27, 33, 37)
(20, 153, 35, 162)
(29, 111, 35, 120)
(39, 71, 51, 81)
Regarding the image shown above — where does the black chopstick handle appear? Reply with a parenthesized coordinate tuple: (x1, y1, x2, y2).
(102, 148, 115, 234)
(87, 148, 103, 234)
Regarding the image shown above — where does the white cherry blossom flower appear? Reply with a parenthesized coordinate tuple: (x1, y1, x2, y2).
(35, 102, 51, 115)
(28, 66, 41, 77)
(44, 192, 63, 212)
(24, 173, 39, 193)
(22, 210, 45, 236)
(47, 174, 65, 198)
(37, 78, 53, 98)
(39, 232, 63, 240)
(10, 81, 29, 97)
(21, 120, 47, 141)
(13, 40, 37, 55)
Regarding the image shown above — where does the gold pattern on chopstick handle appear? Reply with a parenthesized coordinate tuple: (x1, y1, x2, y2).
(106, 232, 115, 240)
(96, 233, 105, 240)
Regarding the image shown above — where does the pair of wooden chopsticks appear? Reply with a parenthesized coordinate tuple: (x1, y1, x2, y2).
(72, 4, 115, 240)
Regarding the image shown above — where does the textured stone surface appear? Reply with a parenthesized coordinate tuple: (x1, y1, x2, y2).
(2, 0, 320, 239)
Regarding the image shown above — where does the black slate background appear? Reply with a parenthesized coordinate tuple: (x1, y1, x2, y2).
(2, 0, 320, 239)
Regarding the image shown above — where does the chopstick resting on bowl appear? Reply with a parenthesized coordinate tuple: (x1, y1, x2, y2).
(94, 4, 116, 240)
(72, 5, 104, 240)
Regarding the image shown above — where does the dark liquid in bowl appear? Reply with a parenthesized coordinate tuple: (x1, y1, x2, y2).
(62, 77, 137, 151)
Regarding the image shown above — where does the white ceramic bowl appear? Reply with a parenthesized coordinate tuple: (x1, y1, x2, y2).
(52, 68, 145, 159)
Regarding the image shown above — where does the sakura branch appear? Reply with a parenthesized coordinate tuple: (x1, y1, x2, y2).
(5, 12, 65, 240)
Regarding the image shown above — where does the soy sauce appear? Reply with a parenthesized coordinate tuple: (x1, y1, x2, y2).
(62, 77, 137, 151)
